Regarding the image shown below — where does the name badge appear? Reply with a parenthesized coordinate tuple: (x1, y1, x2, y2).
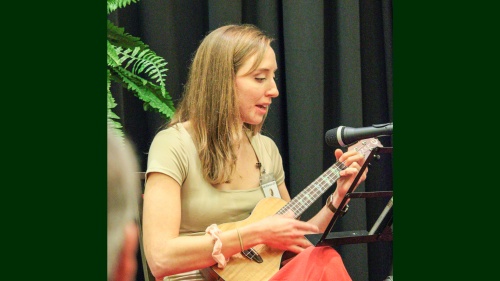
(260, 172, 281, 198)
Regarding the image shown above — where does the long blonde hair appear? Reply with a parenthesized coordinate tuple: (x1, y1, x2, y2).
(170, 24, 274, 185)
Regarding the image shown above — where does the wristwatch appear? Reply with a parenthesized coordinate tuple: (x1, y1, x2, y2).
(325, 194, 349, 217)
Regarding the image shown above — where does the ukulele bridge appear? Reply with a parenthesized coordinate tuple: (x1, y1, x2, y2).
(241, 248, 263, 263)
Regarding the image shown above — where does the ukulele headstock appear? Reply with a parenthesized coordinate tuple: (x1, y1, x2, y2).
(349, 138, 384, 160)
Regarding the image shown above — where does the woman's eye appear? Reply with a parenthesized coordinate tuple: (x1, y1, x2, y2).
(255, 77, 266, 82)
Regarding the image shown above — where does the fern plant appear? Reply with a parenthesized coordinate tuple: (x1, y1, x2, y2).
(107, 0, 175, 137)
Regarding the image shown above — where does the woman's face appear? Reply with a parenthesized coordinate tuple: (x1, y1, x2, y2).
(235, 45, 279, 125)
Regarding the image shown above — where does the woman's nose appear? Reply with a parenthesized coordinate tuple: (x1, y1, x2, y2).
(266, 79, 279, 97)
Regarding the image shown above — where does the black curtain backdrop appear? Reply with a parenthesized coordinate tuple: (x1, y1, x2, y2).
(109, 1, 393, 280)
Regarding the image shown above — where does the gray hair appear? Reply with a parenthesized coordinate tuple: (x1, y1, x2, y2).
(107, 127, 141, 280)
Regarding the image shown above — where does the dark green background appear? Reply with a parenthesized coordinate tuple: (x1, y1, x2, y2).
(5, 1, 496, 280)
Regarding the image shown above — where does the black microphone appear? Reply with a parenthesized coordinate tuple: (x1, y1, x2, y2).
(325, 123, 393, 147)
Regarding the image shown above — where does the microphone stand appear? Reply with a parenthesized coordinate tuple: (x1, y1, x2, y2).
(306, 146, 393, 247)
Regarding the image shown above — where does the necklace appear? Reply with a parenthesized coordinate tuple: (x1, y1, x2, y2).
(244, 131, 262, 172)
(224, 131, 262, 184)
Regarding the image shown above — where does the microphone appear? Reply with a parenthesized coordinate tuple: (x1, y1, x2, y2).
(325, 123, 393, 147)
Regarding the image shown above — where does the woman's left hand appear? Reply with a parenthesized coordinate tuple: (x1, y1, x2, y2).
(333, 148, 368, 201)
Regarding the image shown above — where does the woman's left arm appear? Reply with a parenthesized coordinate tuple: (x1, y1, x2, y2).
(307, 149, 368, 232)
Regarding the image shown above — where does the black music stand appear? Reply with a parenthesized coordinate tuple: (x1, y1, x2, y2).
(306, 146, 393, 247)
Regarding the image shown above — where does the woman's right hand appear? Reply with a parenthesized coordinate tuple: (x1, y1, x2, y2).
(254, 210, 319, 253)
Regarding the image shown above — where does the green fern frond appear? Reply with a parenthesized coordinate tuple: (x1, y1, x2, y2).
(107, 68, 117, 117)
(108, 20, 170, 98)
(107, 0, 138, 15)
(107, 20, 149, 50)
(107, 40, 121, 67)
(107, 69, 122, 128)
(107, 89, 124, 139)
(108, 118, 125, 140)
(115, 46, 169, 98)
(107, 69, 112, 95)
(111, 67, 175, 119)
(108, 0, 175, 136)
(107, 91, 118, 115)
(107, 70, 114, 122)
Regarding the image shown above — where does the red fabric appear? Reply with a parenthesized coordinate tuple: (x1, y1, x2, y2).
(269, 246, 352, 281)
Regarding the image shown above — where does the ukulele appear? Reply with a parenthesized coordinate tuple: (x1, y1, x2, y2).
(200, 138, 383, 281)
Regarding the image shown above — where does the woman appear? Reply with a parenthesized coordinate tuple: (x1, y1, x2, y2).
(143, 24, 367, 281)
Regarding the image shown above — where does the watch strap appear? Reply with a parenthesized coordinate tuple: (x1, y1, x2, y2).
(326, 194, 349, 217)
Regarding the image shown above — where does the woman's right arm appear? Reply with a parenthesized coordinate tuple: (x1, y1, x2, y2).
(142, 172, 320, 279)
(142, 172, 244, 278)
